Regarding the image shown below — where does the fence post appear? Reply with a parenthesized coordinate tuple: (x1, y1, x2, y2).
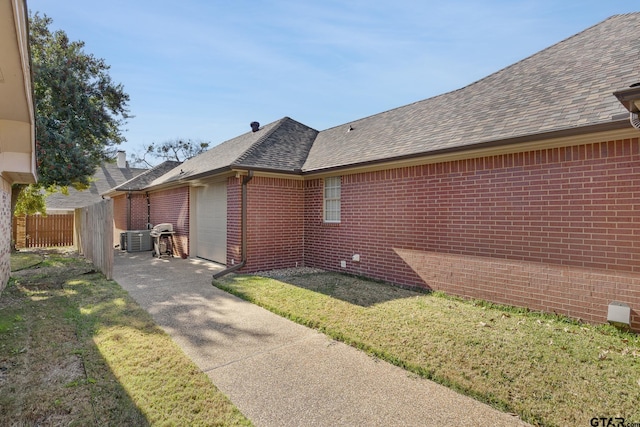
(75, 200, 113, 279)
(74, 210, 83, 254)
(13, 215, 27, 249)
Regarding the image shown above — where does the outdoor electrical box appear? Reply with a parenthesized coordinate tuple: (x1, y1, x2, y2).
(607, 301, 631, 326)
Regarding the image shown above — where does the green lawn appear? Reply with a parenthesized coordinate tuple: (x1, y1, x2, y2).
(215, 271, 640, 427)
(1, 250, 251, 426)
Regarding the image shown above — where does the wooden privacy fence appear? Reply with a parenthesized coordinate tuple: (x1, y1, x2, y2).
(75, 200, 114, 279)
(14, 214, 74, 248)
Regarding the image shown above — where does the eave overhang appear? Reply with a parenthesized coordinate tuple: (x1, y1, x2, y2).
(0, 0, 36, 185)
(614, 85, 640, 113)
(301, 119, 634, 178)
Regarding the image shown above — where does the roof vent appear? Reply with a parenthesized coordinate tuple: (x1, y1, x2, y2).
(250, 121, 260, 132)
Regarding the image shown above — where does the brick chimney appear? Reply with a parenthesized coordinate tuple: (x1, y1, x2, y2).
(116, 150, 127, 168)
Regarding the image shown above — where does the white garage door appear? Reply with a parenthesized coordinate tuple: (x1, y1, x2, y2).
(195, 182, 227, 263)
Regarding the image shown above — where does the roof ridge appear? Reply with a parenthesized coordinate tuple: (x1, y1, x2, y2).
(232, 117, 292, 166)
(111, 160, 182, 192)
(101, 160, 147, 173)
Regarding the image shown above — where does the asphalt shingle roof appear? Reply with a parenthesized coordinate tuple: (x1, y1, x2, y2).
(138, 13, 639, 186)
(235, 118, 318, 171)
(106, 160, 182, 193)
(46, 162, 147, 210)
(302, 13, 640, 172)
(150, 117, 317, 187)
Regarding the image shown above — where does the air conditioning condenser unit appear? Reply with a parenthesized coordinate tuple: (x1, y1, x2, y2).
(126, 230, 152, 252)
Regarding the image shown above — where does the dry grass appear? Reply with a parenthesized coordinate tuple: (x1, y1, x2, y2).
(1, 249, 251, 426)
(215, 271, 640, 427)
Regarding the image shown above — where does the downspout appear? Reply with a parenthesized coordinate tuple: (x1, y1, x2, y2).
(213, 170, 254, 279)
(126, 192, 132, 230)
(146, 192, 151, 229)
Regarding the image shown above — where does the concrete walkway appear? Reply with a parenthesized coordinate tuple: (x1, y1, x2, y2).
(113, 251, 529, 427)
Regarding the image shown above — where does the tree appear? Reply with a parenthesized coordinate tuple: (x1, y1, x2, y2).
(132, 138, 210, 167)
(12, 13, 131, 217)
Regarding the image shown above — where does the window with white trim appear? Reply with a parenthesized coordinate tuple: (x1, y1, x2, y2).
(323, 176, 341, 223)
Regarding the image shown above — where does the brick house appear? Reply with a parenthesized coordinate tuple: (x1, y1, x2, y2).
(106, 13, 640, 330)
(103, 160, 182, 249)
(0, 0, 37, 290)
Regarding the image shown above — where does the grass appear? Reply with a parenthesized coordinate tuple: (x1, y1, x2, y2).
(1, 249, 251, 426)
(10, 251, 45, 271)
(215, 271, 640, 427)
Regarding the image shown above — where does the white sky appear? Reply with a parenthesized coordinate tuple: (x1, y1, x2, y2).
(27, 0, 640, 161)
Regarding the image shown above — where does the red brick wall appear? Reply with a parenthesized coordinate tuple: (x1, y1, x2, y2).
(129, 194, 149, 230)
(112, 193, 148, 250)
(112, 193, 148, 232)
(304, 137, 640, 330)
(113, 195, 127, 233)
(226, 177, 241, 266)
(149, 187, 189, 257)
(113, 189, 188, 256)
(230, 176, 305, 272)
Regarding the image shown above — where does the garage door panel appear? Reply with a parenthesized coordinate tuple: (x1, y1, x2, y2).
(195, 182, 226, 263)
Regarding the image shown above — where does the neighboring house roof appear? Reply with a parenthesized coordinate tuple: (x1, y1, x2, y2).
(46, 162, 147, 210)
(0, 0, 36, 185)
(150, 117, 318, 187)
(106, 160, 182, 193)
(303, 13, 640, 172)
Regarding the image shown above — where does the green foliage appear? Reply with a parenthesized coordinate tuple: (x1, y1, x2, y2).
(13, 184, 46, 216)
(30, 13, 130, 189)
(14, 181, 90, 216)
(11, 13, 130, 216)
(132, 138, 210, 167)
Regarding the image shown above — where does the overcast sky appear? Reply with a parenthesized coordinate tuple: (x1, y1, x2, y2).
(27, 1, 639, 161)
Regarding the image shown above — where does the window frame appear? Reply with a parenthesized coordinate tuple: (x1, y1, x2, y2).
(323, 176, 341, 223)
